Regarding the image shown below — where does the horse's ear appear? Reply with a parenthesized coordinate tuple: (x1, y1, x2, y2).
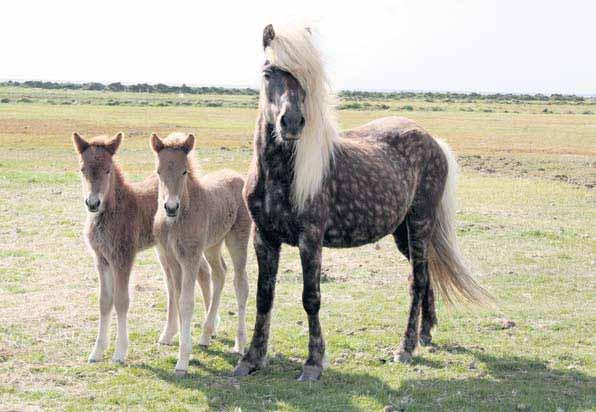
(263, 24, 275, 49)
(182, 133, 195, 154)
(72, 132, 89, 154)
(150, 133, 164, 153)
(105, 132, 123, 155)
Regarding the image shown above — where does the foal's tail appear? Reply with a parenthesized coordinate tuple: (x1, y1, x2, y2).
(429, 139, 492, 306)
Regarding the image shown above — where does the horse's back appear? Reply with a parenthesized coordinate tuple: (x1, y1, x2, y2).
(201, 169, 250, 232)
(202, 169, 245, 198)
(342, 116, 432, 145)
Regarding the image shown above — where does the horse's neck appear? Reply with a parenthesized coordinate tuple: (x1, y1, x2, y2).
(180, 176, 204, 212)
(256, 117, 295, 183)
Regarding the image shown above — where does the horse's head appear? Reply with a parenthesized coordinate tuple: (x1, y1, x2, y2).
(72, 132, 122, 214)
(150, 132, 195, 218)
(260, 25, 306, 141)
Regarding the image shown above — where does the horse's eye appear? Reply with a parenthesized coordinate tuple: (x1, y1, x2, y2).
(182, 170, 188, 176)
(156, 169, 160, 175)
(105, 169, 110, 175)
(263, 71, 271, 80)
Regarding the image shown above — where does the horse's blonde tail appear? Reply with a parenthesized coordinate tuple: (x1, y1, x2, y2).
(429, 139, 493, 306)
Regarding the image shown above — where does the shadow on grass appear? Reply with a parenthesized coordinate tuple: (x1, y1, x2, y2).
(136, 342, 595, 411)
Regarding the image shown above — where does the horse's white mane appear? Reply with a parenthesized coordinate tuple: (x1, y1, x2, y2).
(264, 24, 339, 212)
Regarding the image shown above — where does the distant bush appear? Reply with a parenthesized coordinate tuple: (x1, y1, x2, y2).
(401, 105, 414, 111)
(0, 98, 9, 103)
(17, 97, 32, 103)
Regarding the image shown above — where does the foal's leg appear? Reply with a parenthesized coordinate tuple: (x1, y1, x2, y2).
(200, 244, 227, 346)
(197, 255, 212, 313)
(394, 221, 437, 346)
(297, 229, 326, 381)
(233, 229, 280, 377)
(395, 213, 434, 363)
(196, 255, 212, 322)
(88, 254, 113, 362)
(175, 256, 199, 375)
(225, 230, 250, 354)
(112, 259, 133, 363)
(156, 247, 179, 345)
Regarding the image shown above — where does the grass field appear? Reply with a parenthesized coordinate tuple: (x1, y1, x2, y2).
(0, 87, 595, 411)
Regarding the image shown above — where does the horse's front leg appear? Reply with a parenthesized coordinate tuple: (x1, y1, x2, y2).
(88, 254, 113, 362)
(233, 229, 280, 376)
(297, 229, 325, 381)
(156, 246, 179, 345)
(112, 259, 133, 364)
(174, 255, 199, 375)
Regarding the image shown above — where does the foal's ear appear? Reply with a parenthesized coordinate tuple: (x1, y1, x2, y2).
(263, 24, 275, 49)
(72, 132, 89, 154)
(150, 133, 164, 153)
(105, 132, 123, 155)
(181, 133, 195, 154)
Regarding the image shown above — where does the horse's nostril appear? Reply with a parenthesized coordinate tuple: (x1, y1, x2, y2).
(280, 114, 288, 128)
(300, 116, 305, 127)
(85, 198, 100, 210)
(164, 203, 179, 214)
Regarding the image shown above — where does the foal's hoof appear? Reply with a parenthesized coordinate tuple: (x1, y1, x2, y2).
(298, 365, 323, 381)
(419, 335, 433, 347)
(394, 350, 413, 364)
(158, 334, 176, 346)
(174, 369, 188, 377)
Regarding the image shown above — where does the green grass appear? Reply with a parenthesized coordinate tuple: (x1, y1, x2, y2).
(0, 91, 594, 411)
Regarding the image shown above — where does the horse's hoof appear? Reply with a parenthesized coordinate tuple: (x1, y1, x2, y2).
(198, 333, 212, 347)
(297, 365, 323, 381)
(174, 369, 188, 377)
(419, 335, 433, 347)
(394, 350, 413, 364)
(233, 344, 245, 355)
(158, 333, 176, 346)
(111, 356, 125, 365)
(232, 358, 267, 377)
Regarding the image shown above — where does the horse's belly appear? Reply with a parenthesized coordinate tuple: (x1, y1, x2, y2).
(324, 184, 409, 247)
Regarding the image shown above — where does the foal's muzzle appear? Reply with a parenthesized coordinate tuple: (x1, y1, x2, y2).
(85, 197, 100, 213)
(164, 202, 180, 218)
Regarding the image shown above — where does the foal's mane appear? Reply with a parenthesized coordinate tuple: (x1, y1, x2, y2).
(161, 132, 200, 179)
(263, 25, 339, 211)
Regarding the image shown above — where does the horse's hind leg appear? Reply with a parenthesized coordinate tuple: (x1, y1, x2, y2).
(393, 221, 437, 347)
(200, 242, 227, 346)
(395, 212, 434, 363)
(225, 228, 250, 354)
(196, 254, 213, 324)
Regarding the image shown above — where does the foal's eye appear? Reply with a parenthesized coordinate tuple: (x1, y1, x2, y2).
(105, 169, 110, 175)
(182, 170, 188, 176)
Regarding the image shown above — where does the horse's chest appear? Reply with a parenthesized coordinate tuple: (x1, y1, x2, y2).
(247, 180, 299, 244)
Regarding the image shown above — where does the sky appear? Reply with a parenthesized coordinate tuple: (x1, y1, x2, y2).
(1, 0, 595, 94)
